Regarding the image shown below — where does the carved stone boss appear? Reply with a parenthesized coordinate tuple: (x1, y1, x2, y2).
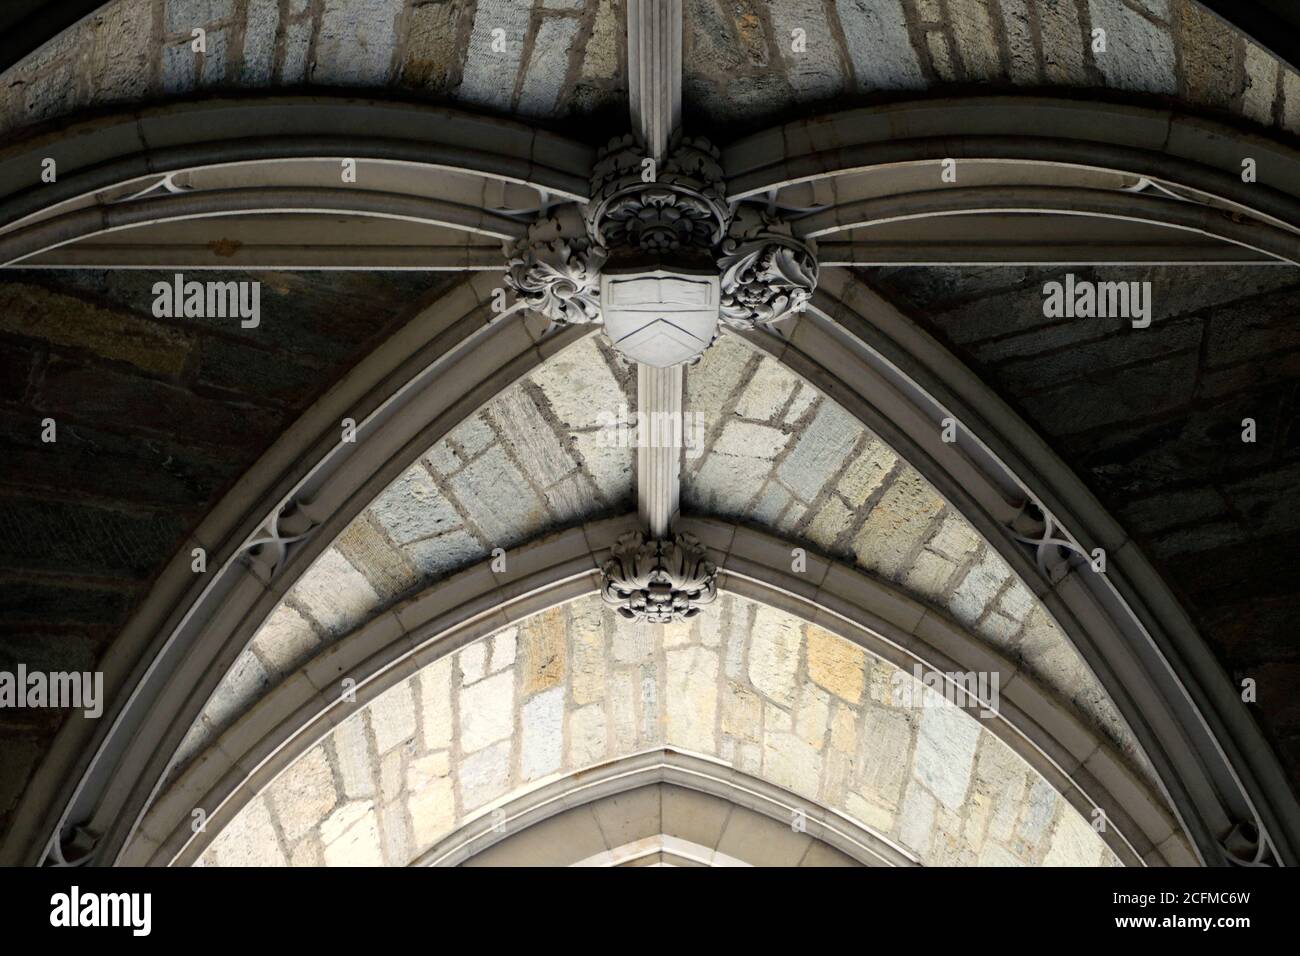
(506, 134, 818, 367)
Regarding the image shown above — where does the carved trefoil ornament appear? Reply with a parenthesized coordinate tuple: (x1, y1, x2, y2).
(600, 531, 719, 623)
(717, 205, 819, 331)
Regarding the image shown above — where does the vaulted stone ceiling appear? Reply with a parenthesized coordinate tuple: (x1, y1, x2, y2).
(863, 263, 1300, 787)
(2, 0, 1298, 868)
(187, 593, 1126, 867)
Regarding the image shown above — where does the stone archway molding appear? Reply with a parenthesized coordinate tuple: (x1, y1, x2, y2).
(6, 275, 596, 868)
(726, 99, 1300, 267)
(420, 750, 910, 867)
(124, 515, 1181, 868)
(733, 269, 1300, 866)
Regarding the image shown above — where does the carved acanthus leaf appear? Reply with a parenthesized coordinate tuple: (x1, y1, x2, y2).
(717, 206, 819, 330)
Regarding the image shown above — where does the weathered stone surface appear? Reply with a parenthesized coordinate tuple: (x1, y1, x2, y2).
(251, 604, 320, 677)
(459, 670, 514, 753)
(400, 0, 467, 90)
(267, 746, 338, 843)
(851, 470, 945, 578)
(419, 657, 453, 751)
(771, 0, 845, 99)
(312, 0, 402, 86)
(321, 801, 383, 866)
(777, 401, 859, 502)
(519, 607, 566, 695)
(521, 686, 564, 780)
(369, 681, 416, 754)
(332, 713, 375, 800)
(666, 646, 719, 753)
(748, 606, 802, 706)
(367, 465, 461, 545)
(406, 757, 455, 847)
(518, 15, 582, 116)
(1036, 0, 1088, 84)
(1089, 0, 1176, 94)
(835, 0, 926, 90)
(0, 284, 194, 377)
(568, 702, 608, 766)
(457, 739, 511, 810)
(458, 0, 532, 110)
(913, 699, 981, 811)
(202, 594, 1120, 866)
(289, 549, 380, 638)
(207, 796, 286, 867)
(806, 625, 866, 703)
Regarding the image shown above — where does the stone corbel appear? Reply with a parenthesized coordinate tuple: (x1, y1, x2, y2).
(717, 204, 819, 331)
(600, 530, 719, 623)
(504, 210, 605, 327)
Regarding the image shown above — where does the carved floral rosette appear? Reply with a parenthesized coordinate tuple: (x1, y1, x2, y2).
(586, 134, 731, 254)
(717, 205, 819, 331)
(600, 531, 719, 623)
(505, 214, 606, 326)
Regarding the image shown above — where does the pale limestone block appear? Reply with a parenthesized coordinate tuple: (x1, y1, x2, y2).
(794, 681, 832, 750)
(490, 628, 517, 672)
(609, 670, 638, 752)
(1043, 802, 1108, 865)
(407, 770, 455, 848)
(519, 607, 566, 694)
(419, 656, 453, 752)
(903, 549, 957, 598)
(665, 646, 719, 753)
(571, 617, 608, 704)
(837, 437, 898, 506)
(806, 624, 866, 703)
(370, 680, 416, 753)
(457, 739, 511, 810)
(321, 801, 383, 866)
(721, 681, 762, 742)
(1017, 776, 1060, 844)
(208, 796, 286, 867)
(252, 603, 320, 676)
(459, 669, 514, 753)
(735, 359, 801, 420)
(267, 745, 338, 843)
(521, 686, 564, 780)
(696, 598, 723, 647)
(568, 702, 608, 766)
(458, 641, 488, 685)
(926, 513, 981, 561)
(830, 702, 858, 754)
(748, 605, 803, 706)
(912, 699, 981, 811)
(288, 547, 380, 636)
(856, 705, 912, 811)
(898, 782, 937, 856)
(851, 470, 945, 578)
(950, 548, 1012, 626)
(762, 731, 822, 801)
(332, 713, 374, 800)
